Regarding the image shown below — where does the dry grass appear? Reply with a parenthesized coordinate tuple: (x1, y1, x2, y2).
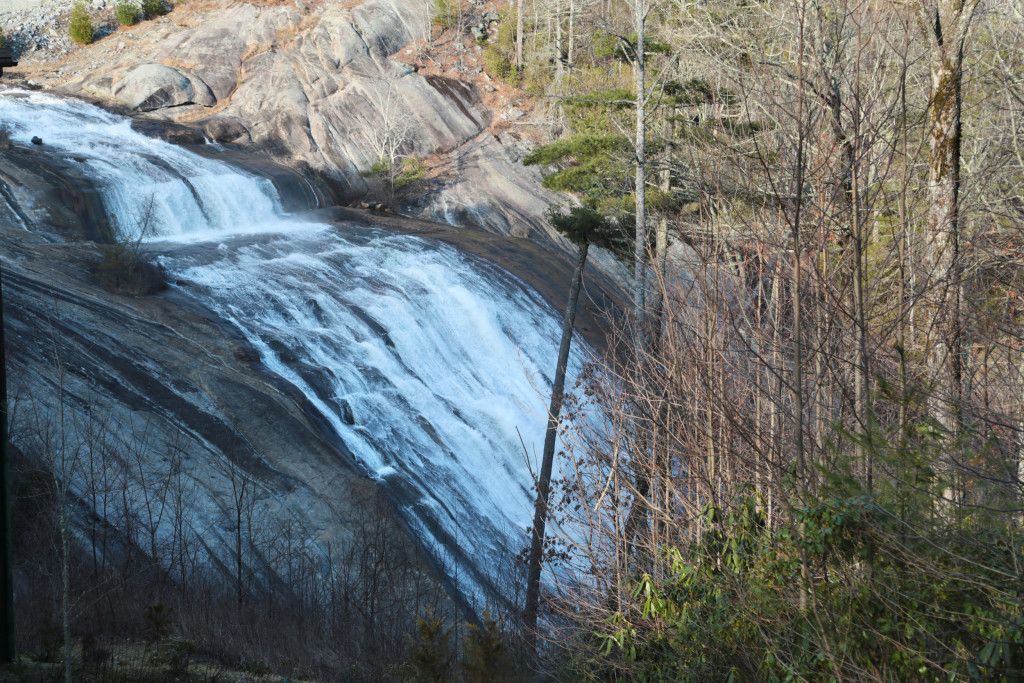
(1, 640, 311, 682)
(391, 0, 540, 139)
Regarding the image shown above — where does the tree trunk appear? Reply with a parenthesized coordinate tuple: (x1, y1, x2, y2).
(652, 105, 673, 334)
(516, 0, 525, 75)
(60, 503, 71, 683)
(633, 0, 648, 339)
(793, 2, 809, 612)
(925, 28, 966, 441)
(920, 1, 978, 450)
(523, 240, 589, 650)
(0, 260, 13, 664)
(567, 0, 575, 69)
(555, 0, 563, 80)
(235, 504, 243, 609)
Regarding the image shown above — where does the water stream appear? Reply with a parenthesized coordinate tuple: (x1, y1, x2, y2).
(0, 89, 581, 604)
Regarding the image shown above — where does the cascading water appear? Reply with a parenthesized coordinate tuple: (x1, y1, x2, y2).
(0, 89, 582, 604)
(0, 90, 283, 240)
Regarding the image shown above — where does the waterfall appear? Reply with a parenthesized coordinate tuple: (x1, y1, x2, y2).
(0, 89, 581, 604)
(0, 90, 283, 240)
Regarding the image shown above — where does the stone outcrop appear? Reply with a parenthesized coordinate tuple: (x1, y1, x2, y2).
(6, 0, 566, 241)
(0, 143, 452, 603)
(112, 63, 216, 110)
(0, 132, 622, 608)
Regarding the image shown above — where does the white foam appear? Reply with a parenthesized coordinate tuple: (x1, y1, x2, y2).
(2, 89, 586, 604)
(0, 88, 284, 240)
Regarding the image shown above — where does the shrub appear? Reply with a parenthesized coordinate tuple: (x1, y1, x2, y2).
(68, 3, 95, 45)
(432, 0, 458, 29)
(95, 243, 167, 296)
(140, 0, 168, 18)
(243, 659, 271, 676)
(163, 639, 196, 677)
(143, 602, 173, 642)
(493, 9, 516, 50)
(461, 614, 514, 683)
(94, 193, 168, 295)
(369, 158, 390, 177)
(395, 156, 426, 190)
(115, 1, 141, 25)
(406, 616, 453, 682)
(81, 632, 112, 668)
(482, 45, 514, 82)
(589, 421, 1024, 681)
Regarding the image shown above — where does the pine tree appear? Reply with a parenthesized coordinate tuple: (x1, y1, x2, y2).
(407, 616, 453, 682)
(523, 205, 628, 649)
(68, 3, 95, 45)
(462, 613, 513, 683)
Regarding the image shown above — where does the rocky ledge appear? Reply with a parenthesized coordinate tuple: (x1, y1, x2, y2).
(4, 0, 570, 244)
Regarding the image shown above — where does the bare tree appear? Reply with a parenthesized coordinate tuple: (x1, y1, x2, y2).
(357, 81, 417, 205)
(632, 0, 650, 334)
(517, 0, 526, 74)
(0, 254, 13, 664)
(523, 211, 592, 649)
(23, 321, 87, 683)
(917, 0, 982, 439)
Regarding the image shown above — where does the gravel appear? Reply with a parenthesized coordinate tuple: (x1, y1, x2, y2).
(0, 0, 113, 60)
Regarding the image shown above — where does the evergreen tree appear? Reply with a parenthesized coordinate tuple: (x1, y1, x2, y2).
(68, 3, 94, 45)
(406, 616, 453, 682)
(462, 613, 514, 683)
(523, 205, 627, 648)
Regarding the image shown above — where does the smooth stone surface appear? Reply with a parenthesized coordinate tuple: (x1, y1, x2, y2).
(113, 63, 216, 111)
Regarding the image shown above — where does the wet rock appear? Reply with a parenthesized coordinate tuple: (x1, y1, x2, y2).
(19, 0, 566, 245)
(31, 136, 42, 145)
(204, 118, 250, 144)
(268, 339, 298, 364)
(340, 400, 356, 425)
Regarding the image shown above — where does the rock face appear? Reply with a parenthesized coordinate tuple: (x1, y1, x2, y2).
(412, 132, 559, 241)
(113, 63, 216, 110)
(0, 119, 622, 610)
(30, 1, 486, 201)
(9, 0, 565, 240)
(0, 0, 77, 59)
(0, 135, 473, 612)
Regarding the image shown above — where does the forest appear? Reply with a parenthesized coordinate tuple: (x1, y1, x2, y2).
(492, 0, 1024, 678)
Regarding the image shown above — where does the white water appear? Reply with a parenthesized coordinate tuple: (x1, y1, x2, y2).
(0, 89, 580, 604)
(0, 90, 283, 240)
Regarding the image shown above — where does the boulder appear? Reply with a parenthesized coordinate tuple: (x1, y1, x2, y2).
(113, 64, 216, 111)
(204, 117, 251, 144)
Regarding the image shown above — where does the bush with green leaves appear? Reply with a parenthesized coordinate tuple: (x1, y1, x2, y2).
(482, 45, 514, 82)
(115, 1, 141, 26)
(479, 11, 519, 83)
(140, 0, 168, 19)
(68, 3, 95, 45)
(395, 156, 426, 190)
(405, 616, 453, 682)
(462, 614, 515, 683)
(432, 0, 458, 30)
(585, 419, 1024, 681)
